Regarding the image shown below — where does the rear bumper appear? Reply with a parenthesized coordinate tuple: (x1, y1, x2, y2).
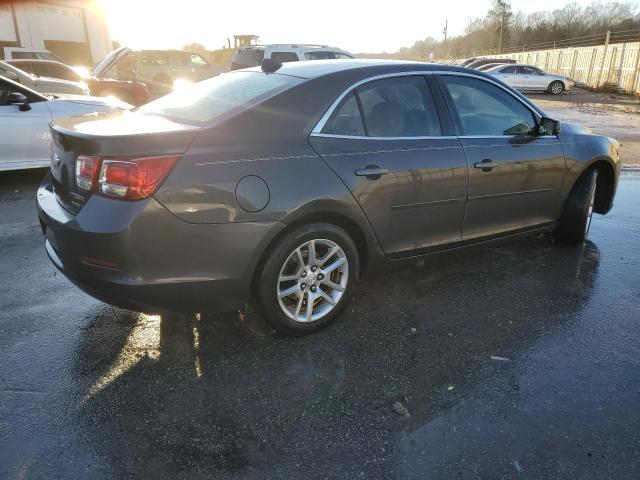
(37, 173, 284, 313)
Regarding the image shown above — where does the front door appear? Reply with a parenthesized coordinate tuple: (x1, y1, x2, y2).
(436, 73, 565, 240)
(0, 79, 52, 171)
(310, 75, 469, 257)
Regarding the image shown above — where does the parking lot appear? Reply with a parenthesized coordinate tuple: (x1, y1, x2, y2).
(1, 91, 640, 479)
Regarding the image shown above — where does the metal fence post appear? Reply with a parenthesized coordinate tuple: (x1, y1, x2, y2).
(631, 43, 640, 94)
(570, 49, 578, 79)
(597, 30, 611, 88)
(617, 43, 627, 91)
(586, 47, 597, 87)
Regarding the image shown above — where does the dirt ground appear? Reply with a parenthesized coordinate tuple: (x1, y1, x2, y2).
(529, 89, 640, 165)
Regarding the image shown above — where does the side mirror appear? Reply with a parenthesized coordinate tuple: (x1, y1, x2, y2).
(3, 70, 19, 82)
(538, 116, 560, 135)
(8, 91, 31, 111)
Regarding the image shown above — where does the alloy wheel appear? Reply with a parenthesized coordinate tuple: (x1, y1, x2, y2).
(551, 82, 564, 94)
(276, 239, 349, 323)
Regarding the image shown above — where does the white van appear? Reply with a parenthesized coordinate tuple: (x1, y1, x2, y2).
(231, 44, 353, 70)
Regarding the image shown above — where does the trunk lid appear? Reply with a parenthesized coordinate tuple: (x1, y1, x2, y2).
(92, 47, 131, 78)
(50, 110, 200, 214)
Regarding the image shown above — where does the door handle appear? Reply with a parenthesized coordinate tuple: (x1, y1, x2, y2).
(355, 166, 390, 179)
(474, 159, 498, 172)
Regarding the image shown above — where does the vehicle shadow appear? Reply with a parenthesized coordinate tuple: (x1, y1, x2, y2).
(71, 236, 601, 478)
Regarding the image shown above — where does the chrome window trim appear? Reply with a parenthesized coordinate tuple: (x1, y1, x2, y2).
(437, 71, 544, 120)
(312, 70, 439, 136)
(310, 133, 458, 140)
(311, 69, 547, 139)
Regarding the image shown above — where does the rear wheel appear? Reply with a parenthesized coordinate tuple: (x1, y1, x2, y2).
(555, 169, 598, 244)
(256, 223, 359, 336)
(548, 80, 564, 95)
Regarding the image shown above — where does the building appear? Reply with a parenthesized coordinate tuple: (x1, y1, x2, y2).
(0, 0, 112, 66)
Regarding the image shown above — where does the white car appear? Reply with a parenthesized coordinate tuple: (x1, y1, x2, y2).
(0, 60, 90, 96)
(485, 64, 575, 94)
(0, 76, 130, 171)
(231, 44, 353, 70)
(3, 47, 63, 62)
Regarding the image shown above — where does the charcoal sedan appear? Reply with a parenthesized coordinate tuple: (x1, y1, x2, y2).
(37, 60, 620, 335)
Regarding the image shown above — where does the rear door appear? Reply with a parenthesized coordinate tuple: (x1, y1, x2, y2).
(435, 73, 565, 240)
(517, 66, 539, 90)
(310, 74, 469, 257)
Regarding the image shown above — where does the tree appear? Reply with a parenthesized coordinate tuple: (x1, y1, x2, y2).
(181, 42, 208, 57)
(487, 0, 513, 52)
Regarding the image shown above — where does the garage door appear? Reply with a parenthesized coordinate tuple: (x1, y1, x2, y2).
(36, 3, 86, 43)
(0, 4, 17, 42)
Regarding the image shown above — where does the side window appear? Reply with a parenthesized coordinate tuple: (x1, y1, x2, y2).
(270, 52, 299, 63)
(305, 51, 334, 60)
(141, 52, 168, 66)
(322, 93, 365, 136)
(190, 54, 209, 66)
(500, 66, 517, 74)
(439, 75, 536, 136)
(172, 52, 189, 66)
(357, 76, 441, 137)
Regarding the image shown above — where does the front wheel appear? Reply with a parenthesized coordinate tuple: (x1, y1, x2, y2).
(555, 170, 598, 244)
(256, 223, 359, 336)
(548, 80, 565, 95)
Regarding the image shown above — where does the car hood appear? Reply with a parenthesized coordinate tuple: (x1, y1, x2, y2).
(92, 46, 131, 78)
(35, 76, 84, 88)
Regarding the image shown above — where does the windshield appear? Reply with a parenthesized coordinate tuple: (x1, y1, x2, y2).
(137, 71, 301, 125)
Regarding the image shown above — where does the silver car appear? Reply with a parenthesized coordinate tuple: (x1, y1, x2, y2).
(484, 64, 575, 94)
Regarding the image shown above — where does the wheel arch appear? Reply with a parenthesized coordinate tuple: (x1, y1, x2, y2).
(548, 79, 565, 93)
(572, 158, 617, 214)
(250, 208, 374, 299)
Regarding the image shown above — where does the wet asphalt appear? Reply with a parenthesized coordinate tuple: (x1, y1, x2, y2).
(1, 169, 639, 479)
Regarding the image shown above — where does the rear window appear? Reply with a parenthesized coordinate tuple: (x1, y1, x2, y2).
(138, 71, 300, 124)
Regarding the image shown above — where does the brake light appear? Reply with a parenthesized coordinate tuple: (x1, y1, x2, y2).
(98, 155, 179, 200)
(75, 155, 101, 191)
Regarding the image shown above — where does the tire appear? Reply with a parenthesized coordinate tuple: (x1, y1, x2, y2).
(548, 80, 564, 95)
(555, 169, 598, 244)
(256, 223, 359, 336)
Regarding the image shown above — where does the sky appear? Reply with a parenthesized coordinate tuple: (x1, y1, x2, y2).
(98, 0, 595, 54)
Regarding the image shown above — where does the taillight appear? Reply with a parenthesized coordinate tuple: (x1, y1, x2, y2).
(98, 155, 179, 200)
(75, 155, 101, 191)
(74, 154, 178, 200)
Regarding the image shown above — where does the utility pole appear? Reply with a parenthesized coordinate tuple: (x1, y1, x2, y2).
(443, 19, 448, 62)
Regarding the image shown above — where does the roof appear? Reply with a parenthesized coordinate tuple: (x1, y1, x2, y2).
(242, 59, 474, 80)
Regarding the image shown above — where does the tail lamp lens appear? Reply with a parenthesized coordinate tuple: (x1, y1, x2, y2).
(75, 155, 101, 191)
(98, 156, 179, 200)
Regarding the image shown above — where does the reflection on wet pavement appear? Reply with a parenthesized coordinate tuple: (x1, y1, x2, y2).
(1, 171, 639, 479)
